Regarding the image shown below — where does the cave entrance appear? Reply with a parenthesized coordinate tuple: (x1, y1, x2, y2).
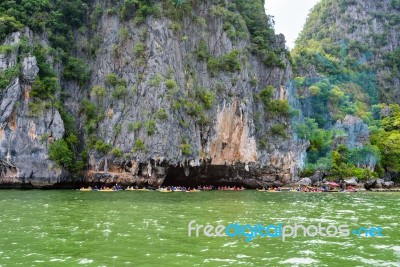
(162, 164, 245, 187)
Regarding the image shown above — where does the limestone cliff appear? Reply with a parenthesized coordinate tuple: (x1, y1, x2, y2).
(0, 0, 308, 188)
(291, 0, 399, 179)
(294, 0, 400, 104)
(0, 31, 66, 187)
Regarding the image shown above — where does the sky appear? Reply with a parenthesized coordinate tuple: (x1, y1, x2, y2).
(264, 0, 320, 49)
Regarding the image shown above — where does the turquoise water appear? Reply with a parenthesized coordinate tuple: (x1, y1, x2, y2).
(0, 190, 399, 266)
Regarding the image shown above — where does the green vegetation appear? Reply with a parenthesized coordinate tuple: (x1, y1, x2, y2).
(270, 124, 288, 138)
(81, 99, 102, 135)
(210, 5, 248, 41)
(131, 31, 147, 65)
(194, 41, 209, 61)
(371, 104, 400, 173)
(165, 79, 177, 90)
(195, 87, 215, 109)
(0, 15, 23, 41)
(183, 100, 204, 117)
(149, 73, 164, 87)
(114, 124, 122, 135)
(48, 132, 86, 175)
(145, 120, 156, 136)
(233, 0, 285, 68)
(392, 0, 400, 10)
(259, 86, 290, 118)
(31, 76, 59, 100)
(4, 0, 399, 182)
(49, 140, 74, 168)
(122, 0, 160, 25)
(111, 147, 123, 157)
(63, 57, 90, 85)
(127, 123, 135, 132)
(156, 109, 168, 120)
(297, 117, 380, 179)
(91, 85, 107, 98)
(179, 98, 207, 125)
(0, 65, 20, 90)
(309, 85, 321, 96)
(385, 47, 400, 69)
(0, 0, 90, 76)
(250, 76, 258, 87)
(94, 140, 112, 155)
(180, 143, 192, 155)
(105, 73, 126, 87)
(167, 83, 215, 126)
(206, 50, 241, 76)
(296, 118, 334, 174)
(330, 145, 378, 180)
(196, 0, 285, 69)
(133, 139, 145, 152)
(0, 44, 18, 55)
(133, 43, 145, 57)
(179, 118, 190, 128)
(133, 122, 142, 130)
(112, 85, 128, 99)
(219, 50, 241, 72)
(119, 28, 129, 41)
(193, 41, 242, 76)
(291, 0, 400, 179)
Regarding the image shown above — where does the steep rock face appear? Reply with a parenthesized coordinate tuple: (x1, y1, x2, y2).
(295, 0, 400, 103)
(290, 0, 399, 179)
(333, 115, 370, 149)
(333, 115, 376, 169)
(0, 31, 66, 188)
(0, 0, 308, 188)
(82, 1, 307, 187)
(209, 101, 258, 165)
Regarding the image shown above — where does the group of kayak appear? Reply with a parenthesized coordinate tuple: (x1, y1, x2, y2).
(79, 186, 124, 192)
(79, 185, 212, 192)
(158, 186, 216, 192)
(217, 186, 246, 191)
(256, 186, 358, 193)
(79, 185, 358, 193)
(158, 187, 200, 192)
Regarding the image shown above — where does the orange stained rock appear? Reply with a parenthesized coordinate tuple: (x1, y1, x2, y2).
(209, 101, 257, 165)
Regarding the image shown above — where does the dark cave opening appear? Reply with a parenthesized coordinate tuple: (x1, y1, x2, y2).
(162, 164, 252, 187)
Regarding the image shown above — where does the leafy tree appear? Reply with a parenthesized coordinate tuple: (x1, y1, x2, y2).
(63, 57, 91, 85)
(195, 87, 215, 109)
(0, 66, 20, 90)
(94, 140, 111, 154)
(372, 130, 400, 172)
(233, 0, 283, 67)
(31, 76, 59, 99)
(0, 15, 24, 41)
(49, 139, 74, 168)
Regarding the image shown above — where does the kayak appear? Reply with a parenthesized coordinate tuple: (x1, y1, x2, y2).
(79, 188, 92, 191)
(136, 189, 151, 191)
(186, 190, 200, 192)
(256, 189, 266, 192)
(99, 189, 115, 192)
(158, 189, 172, 193)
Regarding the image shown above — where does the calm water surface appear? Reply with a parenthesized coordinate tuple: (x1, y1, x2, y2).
(0, 190, 399, 266)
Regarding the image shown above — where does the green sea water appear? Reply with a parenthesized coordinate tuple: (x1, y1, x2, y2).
(0, 190, 399, 266)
